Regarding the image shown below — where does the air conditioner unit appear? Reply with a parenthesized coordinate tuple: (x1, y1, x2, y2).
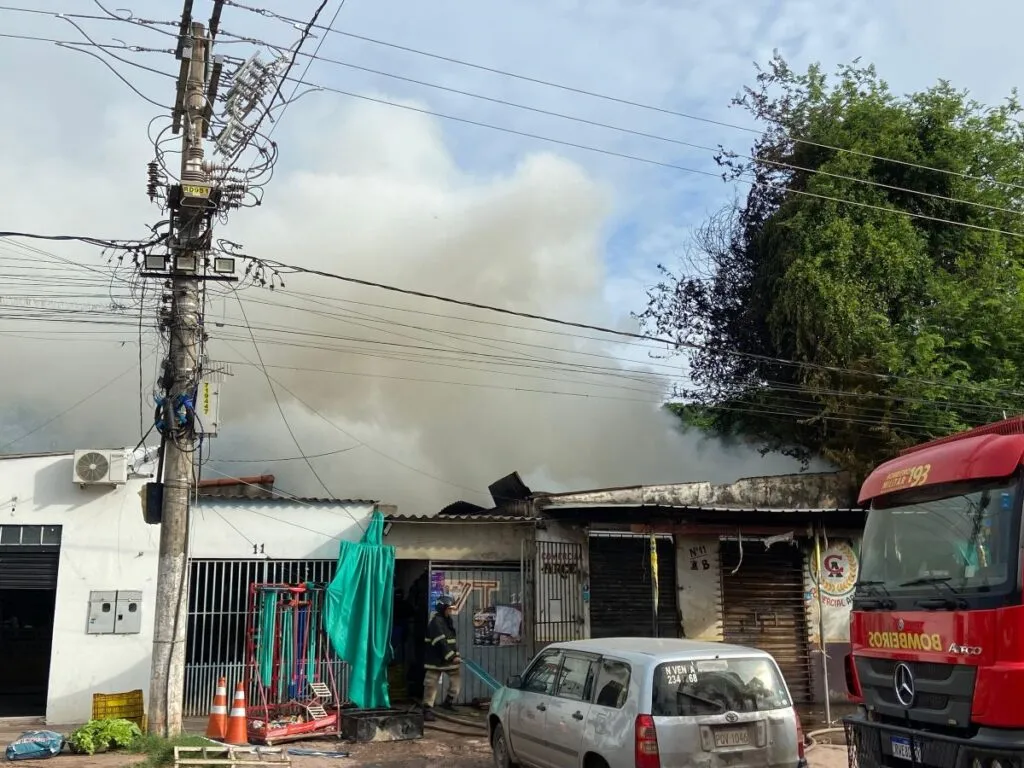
(73, 449, 128, 487)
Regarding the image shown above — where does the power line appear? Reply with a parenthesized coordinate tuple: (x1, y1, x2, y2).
(266, 74, 1024, 242)
(199, 465, 375, 540)
(0, 352, 155, 451)
(221, 0, 1024, 194)
(266, 0, 348, 140)
(214, 444, 361, 463)
(6, 27, 1023, 236)
(205, 36, 1024, 220)
(224, 0, 333, 165)
(230, 289, 365, 529)
(248, 256, 1024, 400)
(223, 341, 492, 501)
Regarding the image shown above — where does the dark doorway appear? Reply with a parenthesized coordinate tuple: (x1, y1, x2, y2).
(394, 560, 429, 702)
(0, 527, 61, 718)
(0, 588, 57, 716)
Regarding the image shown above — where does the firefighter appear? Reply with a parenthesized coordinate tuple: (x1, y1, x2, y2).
(422, 594, 460, 721)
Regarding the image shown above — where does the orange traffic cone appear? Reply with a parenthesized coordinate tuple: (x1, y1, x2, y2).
(205, 677, 228, 739)
(224, 682, 249, 745)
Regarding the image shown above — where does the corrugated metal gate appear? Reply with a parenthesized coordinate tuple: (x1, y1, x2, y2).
(719, 539, 812, 703)
(588, 533, 679, 639)
(428, 561, 529, 704)
(184, 558, 345, 716)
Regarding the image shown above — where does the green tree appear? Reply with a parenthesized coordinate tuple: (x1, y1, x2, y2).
(641, 54, 1024, 475)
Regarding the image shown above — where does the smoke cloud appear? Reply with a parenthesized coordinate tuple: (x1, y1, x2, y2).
(0, 90, 813, 514)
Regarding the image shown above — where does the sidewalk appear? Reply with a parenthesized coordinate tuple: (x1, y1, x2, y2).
(1, 715, 850, 768)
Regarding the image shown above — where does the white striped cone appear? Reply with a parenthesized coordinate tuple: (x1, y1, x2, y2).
(224, 683, 248, 745)
(205, 677, 228, 739)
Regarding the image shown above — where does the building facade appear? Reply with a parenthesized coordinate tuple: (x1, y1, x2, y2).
(0, 451, 377, 724)
(1, 451, 865, 724)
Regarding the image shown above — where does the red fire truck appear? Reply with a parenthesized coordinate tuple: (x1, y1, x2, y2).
(844, 417, 1024, 768)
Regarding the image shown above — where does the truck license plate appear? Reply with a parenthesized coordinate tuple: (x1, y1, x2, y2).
(891, 736, 920, 762)
(714, 729, 749, 748)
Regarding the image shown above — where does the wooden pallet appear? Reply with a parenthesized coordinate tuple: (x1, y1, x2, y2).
(174, 746, 292, 768)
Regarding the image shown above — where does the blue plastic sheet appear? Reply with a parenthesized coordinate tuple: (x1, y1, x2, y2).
(5, 731, 64, 761)
(324, 511, 396, 709)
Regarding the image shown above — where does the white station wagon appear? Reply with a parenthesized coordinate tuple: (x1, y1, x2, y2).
(487, 637, 807, 768)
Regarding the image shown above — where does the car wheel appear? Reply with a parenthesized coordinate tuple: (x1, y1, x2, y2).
(492, 722, 516, 768)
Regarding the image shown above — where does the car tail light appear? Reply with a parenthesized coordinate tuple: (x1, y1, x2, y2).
(845, 653, 863, 700)
(635, 714, 661, 768)
(795, 713, 806, 760)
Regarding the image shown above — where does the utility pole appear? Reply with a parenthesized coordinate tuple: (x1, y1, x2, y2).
(148, 18, 208, 738)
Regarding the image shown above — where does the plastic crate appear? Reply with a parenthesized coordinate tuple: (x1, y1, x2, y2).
(92, 690, 146, 730)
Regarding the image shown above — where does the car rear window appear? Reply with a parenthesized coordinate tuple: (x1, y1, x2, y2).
(651, 657, 791, 716)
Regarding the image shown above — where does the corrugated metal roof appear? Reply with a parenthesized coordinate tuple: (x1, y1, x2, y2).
(0, 451, 73, 461)
(541, 502, 860, 513)
(387, 513, 534, 523)
(197, 497, 379, 506)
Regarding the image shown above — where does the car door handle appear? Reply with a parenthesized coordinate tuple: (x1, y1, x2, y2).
(536, 703, 547, 712)
(572, 711, 584, 721)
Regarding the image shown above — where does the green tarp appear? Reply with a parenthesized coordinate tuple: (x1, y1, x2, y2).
(324, 510, 396, 709)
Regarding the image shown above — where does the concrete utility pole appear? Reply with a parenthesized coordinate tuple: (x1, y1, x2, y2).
(148, 20, 208, 738)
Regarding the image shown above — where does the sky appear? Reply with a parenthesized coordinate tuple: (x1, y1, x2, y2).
(1, 0, 1021, 513)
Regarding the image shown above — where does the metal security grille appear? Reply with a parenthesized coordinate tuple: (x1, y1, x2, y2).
(184, 558, 345, 716)
(719, 539, 812, 703)
(534, 541, 585, 643)
(588, 533, 679, 639)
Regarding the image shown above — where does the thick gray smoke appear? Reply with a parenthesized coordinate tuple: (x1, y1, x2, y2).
(0, 89, 813, 514)
(198, 100, 814, 512)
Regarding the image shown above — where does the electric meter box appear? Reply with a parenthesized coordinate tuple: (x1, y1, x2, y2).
(86, 590, 143, 635)
(114, 591, 143, 634)
(87, 591, 117, 634)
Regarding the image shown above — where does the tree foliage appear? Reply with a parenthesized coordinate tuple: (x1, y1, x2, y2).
(641, 54, 1024, 475)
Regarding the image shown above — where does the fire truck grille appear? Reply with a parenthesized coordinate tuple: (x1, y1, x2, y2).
(854, 657, 975, 730)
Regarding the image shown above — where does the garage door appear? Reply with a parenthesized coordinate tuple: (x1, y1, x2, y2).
(719, 539, 812, 703)
(0, 526, 62, 590)
(589, 534, 679, 639)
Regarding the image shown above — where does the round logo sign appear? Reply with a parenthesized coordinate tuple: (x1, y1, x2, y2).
(819, 542, 859, 597)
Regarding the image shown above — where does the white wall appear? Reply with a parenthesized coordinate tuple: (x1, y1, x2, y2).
(0, 453, 376, 725)
(675, 535, 723, 641)
(0, 453, 159, 725)
(190, 499, 373, 559)
(384, 520, 530, 561)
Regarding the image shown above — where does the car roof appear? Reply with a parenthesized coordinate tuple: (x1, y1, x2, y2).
(547, 637, 775, 663)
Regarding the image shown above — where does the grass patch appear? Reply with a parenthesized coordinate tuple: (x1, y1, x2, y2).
(130, 734, 214, 767)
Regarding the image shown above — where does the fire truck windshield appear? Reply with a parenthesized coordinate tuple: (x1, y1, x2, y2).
(857, 476, 1020, 607)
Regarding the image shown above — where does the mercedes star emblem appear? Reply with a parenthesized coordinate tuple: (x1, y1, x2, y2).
(725, 712, 739, 723)
(897, 618, 905, 631)
(894, 663, 916, 707)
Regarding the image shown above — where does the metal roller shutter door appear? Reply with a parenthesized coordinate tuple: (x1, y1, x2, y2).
(0, 548, 60, 590)
(588, 535, 679, 639)
(719, 540, 812, 703)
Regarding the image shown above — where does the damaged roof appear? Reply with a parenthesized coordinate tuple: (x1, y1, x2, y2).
(533, 471, 858, 511)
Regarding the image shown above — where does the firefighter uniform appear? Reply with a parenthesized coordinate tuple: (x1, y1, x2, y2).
(422, 597, 460, 718)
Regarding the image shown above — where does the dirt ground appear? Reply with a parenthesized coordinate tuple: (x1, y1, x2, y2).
(1, 719, 850, 768)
